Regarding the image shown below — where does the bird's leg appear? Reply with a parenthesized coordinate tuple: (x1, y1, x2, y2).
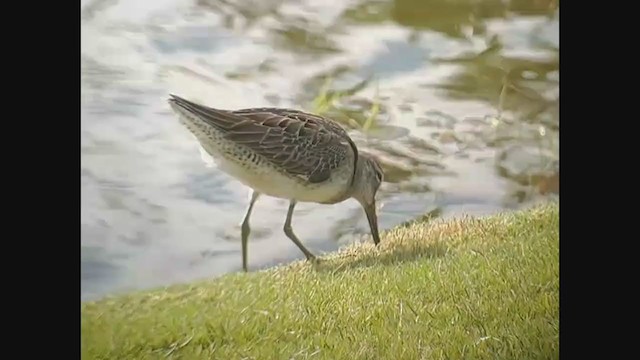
(283, 200, 316, 261)
(241, 191, 260, 272)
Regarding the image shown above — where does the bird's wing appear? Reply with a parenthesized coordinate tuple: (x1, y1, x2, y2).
(169, 95, 357, 184)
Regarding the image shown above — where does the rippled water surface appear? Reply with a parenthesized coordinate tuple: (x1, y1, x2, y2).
(81, 0, 559, 301)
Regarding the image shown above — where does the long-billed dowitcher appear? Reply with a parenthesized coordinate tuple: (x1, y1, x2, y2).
(167, 94, 384, 272)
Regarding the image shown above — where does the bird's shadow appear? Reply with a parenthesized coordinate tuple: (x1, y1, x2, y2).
(308, 240, 449, 274)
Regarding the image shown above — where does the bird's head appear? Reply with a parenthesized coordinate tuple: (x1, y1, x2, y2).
(350, 153, 384, 245)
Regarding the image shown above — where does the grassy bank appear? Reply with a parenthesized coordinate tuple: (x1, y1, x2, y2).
(82, 202, 559, 359)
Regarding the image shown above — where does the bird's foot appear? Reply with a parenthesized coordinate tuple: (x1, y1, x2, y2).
(306, 254, 321, 265)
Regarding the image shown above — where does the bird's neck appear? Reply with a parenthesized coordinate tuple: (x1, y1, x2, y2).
(318, 161, 364, 205)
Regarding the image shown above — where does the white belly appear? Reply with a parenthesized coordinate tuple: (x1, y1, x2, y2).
(213, 149, 351, 203)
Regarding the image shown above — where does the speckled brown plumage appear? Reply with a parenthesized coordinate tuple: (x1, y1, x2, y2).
(169, 95, 359, 185)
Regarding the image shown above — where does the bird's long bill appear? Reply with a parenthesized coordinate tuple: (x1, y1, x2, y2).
(364, 202, 381, 245)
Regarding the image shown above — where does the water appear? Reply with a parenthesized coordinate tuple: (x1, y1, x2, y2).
(81, 0, 559, 301)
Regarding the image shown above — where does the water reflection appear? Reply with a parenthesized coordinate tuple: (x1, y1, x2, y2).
(81, 0, 559, 300)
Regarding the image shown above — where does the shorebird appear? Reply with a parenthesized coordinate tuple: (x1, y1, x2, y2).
(167, 94, 384, 272)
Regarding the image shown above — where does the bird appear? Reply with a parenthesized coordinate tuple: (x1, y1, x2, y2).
(167, 94, 384, 272)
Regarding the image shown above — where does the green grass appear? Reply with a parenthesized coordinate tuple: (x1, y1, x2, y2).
(82, 202, 559, 360)
(310, 76, 382, 133)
